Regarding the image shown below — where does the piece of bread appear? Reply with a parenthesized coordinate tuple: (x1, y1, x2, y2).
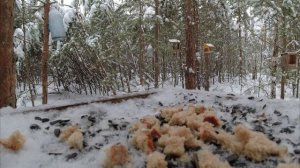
(168, 126, 202, 148)
(160, 106, 183, 121)
(235, 125, 287, 161)
(196, 150, 231, 168)
(0, 130, 25, 151)
(198, 122, 217, 142)
(131, 130, 155, 154)
(130, 115, 160, 133)
(146, 151, 168, 168)
(66, 130, 83, 149)
(186, 113, 204, 130)
(162, 136, 185, 156)
(168, 111, 187, 126)
(103, 144, 131, 168)
(59, 125, 79, 142)
(277, 163, 300, 168)
(215, 130, 244, 155)
(215, 125, 288, 161)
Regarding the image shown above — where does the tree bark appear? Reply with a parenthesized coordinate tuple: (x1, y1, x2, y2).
(184, 0, 196, 89)
(138, 0, 145, 86)
(0, 0, 16, 108)
(154, 0, 160, 88)
(271, 18, 279, 99)
(252, 58, 257, 80)
(193, 0, 200, 89)
(280, 16, 287, 99)
(238, 2, 243, 86)
(297, 73, 299, 98)
(23, 0, 35, 107)
(297, 58, 300, 98)
(41, 0, 50, 104)
(204, 52, 210, 91)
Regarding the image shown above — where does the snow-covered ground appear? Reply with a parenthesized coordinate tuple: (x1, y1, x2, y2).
(0, 87, 299, 168)
(16, 74, 299, 108)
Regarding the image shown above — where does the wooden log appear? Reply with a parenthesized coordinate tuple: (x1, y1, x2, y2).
(8, 91, 157, 114)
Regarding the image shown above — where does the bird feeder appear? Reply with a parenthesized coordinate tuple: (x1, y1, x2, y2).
(49, 7, 66, 41)
(169, 39, 181, 51)
(169, 39, 181, 59)
(146, 44, 154, 58)
(203, 43, 214, 54)
(202, 43, 214, 91)
(281, 52, 299, 71)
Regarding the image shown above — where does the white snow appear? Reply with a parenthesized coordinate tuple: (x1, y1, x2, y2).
(188, 67, 195, 73)
(13, 28, 25, 59)
(34, 11, 43, 21)
(206, 43, 215, 48)
(86, 35, 99, 47)
(63, 9, 76, 31)
(144, 6, 155, 18)
(88, 4, 98, 18)
(14, 45, 25, 59)
(1, 87, 299, 168)
(169, 39, 180, 43)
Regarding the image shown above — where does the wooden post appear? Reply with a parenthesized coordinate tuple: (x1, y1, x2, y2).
(41, 0, 50, 104)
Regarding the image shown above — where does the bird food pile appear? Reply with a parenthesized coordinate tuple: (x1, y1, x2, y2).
(102, 104, 299, 168)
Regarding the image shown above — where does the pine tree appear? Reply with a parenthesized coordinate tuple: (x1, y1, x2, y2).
(0, 0, 17, 108)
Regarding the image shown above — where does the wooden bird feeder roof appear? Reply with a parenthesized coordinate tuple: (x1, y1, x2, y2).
(169, 39, 181, 50)
(203, 43, 214, 54)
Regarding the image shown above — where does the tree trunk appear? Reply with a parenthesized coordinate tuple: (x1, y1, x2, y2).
(184, 0, 196, 90)
(280, 16, 287, 99)
(194, 0, 200, 89)
(41, 0, 50, 104)
(154, 0, 160, 88)
(23, 0, 35, 107)
(180, 51, 184, 88)
(297, 78, 299, 98)
(297, 58, 300, 98)
(238, 2, 243, 86)
(252, 58, 257, 80)
(271, 18, 279, 99)
(204, 52, 210, 91)
(138, 0, 145, 86)
(162, 52, 166, 87)
(0, 0, 16, 108)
